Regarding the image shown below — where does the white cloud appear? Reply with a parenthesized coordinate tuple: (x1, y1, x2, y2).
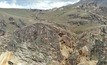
(30, 1, 79, 9)
(12, 0, 16, 4)
(0, 0, 80, 9)
(0, 1, 24, 8)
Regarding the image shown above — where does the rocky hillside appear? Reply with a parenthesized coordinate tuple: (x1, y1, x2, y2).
(78, 0, 107, 7)
(0, 1, 107, 65)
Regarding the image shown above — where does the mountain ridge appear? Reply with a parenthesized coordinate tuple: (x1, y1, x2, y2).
(78, 0, 107, 7)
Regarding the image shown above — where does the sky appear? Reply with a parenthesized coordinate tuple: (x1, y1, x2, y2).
(0, 0, 80, 9)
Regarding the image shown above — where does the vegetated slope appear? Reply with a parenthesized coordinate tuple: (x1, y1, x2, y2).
(0, 2, 107, 34)
(32, 2, 107, 34)
(0, 8, 38, 33)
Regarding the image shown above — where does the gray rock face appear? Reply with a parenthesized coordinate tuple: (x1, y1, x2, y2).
(93, 41, 107, 65)
(79, 26, 107, 65)
(6, 23, 64, 65)
(0, 18, 6, 36)
(6, 23, 107, 65)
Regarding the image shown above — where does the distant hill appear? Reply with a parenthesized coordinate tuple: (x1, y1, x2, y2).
(78, 0, 107, 7)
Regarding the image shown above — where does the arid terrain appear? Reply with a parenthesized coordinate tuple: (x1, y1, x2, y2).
(0, 0, 107, 65)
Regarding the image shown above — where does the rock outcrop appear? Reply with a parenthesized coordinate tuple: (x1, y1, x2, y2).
(6, 23, 74, 65)
(4, 22, 107, 65)
(0, 18, 6, 36)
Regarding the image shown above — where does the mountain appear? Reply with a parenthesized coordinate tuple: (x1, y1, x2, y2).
(78, 0, 107, 7)
(0, 1, 107, 65)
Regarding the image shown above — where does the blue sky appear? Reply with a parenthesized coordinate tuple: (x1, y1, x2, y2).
(0, 0, 80, 9)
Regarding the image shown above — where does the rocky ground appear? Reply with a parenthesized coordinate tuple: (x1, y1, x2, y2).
(0, 1, 107, 65)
